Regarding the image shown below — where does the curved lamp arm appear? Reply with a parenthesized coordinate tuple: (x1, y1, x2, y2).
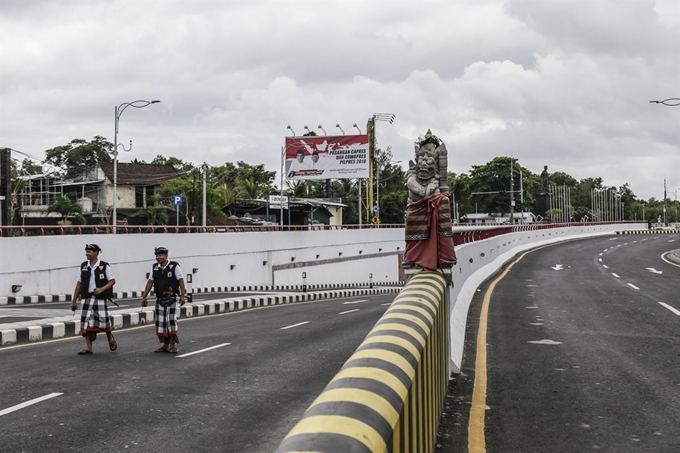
(649, 98, 680, 107)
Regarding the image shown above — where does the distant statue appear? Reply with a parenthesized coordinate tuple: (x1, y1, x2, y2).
(403, 130, 456, 272)
(540, 165, 549, 193)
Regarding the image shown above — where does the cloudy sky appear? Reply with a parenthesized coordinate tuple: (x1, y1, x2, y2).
(1, 0, 678, 201)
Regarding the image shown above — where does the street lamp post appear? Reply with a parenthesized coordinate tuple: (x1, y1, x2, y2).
(335, 124, 345, 135)
(112, 99, 160, 233)
(366, 113, 395, 222)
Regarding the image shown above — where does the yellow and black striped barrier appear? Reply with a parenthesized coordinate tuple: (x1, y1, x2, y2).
(274, 271, 449, 453)
(616, 230, 679, 235)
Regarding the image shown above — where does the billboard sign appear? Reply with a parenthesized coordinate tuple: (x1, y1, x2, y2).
(284, 134, 369, 181)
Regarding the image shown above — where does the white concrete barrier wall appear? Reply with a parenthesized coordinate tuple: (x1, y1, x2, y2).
(0, 229, 405, 298)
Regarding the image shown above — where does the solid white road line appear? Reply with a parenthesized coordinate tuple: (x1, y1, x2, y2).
(339, 309, 360, 315)
(342, 300, 368, 305)
(280, 321, 310, 330)
(627, 283, 640, 290)
(659, 303, 680, 316)
(611, 273, 620, 278)
(176, 343, 231, 358)
(0, 393, 63, 417)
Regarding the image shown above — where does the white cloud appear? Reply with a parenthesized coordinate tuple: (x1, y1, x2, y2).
(1, 0, 678, 201)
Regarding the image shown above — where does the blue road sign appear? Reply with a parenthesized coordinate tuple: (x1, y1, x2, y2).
(374, 205, 379, 213)
(173, 195, 183, 206)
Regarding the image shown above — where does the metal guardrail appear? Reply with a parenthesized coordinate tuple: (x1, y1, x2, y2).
(0, 221, 635, 238)
(0, 224, 406, 236)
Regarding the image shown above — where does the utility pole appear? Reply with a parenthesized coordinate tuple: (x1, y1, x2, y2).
(663, 178, 667, 225)
(202, 162, 207, 227)
(519, 168, 524, 224)
(366, 117, 375, 223)
(509, 156, 514, 224)
(0, 148, 11, 227)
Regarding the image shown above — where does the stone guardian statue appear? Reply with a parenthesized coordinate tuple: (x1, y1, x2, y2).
(403, 130, 457, 272)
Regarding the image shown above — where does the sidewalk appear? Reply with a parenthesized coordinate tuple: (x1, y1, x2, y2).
(0, 285, 403, 346)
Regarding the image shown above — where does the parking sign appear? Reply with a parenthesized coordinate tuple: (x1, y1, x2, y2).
(173, 195, 183, 206)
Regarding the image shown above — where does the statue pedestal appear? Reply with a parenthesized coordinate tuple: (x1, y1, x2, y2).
(534, 193, 551, 218)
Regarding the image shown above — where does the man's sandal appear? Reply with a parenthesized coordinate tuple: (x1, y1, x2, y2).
(77, 349, 93, 355)
(108, 335, 117, 351)
(154, 346, 169, 353)
(168, 345, 179, 353)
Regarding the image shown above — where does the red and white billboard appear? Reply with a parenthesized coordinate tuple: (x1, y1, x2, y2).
(284, 134, 369, 181)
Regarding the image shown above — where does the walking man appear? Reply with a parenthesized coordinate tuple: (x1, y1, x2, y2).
(141, 247, 186, 353)
(70, 243, 117, 355)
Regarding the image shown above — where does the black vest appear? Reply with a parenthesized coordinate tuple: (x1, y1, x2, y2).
(153, 261, 180, 297)
(79, 261, 114, 299)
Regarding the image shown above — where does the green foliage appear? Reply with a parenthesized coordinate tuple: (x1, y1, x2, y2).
(134, 206, 169, 226)
(380, 190, 408, 224)
(464, 157, 537, 215)
(44, 136, 113, 179)
(150, 155, 195, 173)
(48, 196, 86, 223)
(20, 158, 43, 175)
(27, 135, 669, 226)
(545, 208, 562, 221)
(234, 177, 260, 201)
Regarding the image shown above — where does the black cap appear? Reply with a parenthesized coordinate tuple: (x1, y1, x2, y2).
(85, 244, 101, 252)
(154, 247, 169, 255)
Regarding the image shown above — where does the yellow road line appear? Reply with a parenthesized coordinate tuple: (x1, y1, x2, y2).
(468, 245, 552, 452)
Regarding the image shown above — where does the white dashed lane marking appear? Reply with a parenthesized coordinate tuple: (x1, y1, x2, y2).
(339, 309, 360, 315)
(528, 339, 562, 345)
(659, 303, 680, 316)
(176, 343, 231, 358)
(280, 321, 310, 330)
(0, 393, 63, 417)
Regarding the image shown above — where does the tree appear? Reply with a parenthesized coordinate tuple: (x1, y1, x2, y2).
(380, 190, 408, 224)
(214, 183, 234, 207)
(44, 136, 113, 179)
(376, 162, 406, 224)
(135, 206, 169, 226)
(234, 177, 260, 201)
(48, 196, 85, 224)
(467, 157, 537, 215)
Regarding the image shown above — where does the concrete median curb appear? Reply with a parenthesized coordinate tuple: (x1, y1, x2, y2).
(0, 286, 403, 347)
(0, 282, 403, 305)
(664, 250, 680, 265)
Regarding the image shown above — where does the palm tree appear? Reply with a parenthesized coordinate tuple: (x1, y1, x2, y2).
(48, 196, 85, 224)
(286, 180, 309, 198)
(135, 206, 169, 226)
(214, 183, 234, 207)
(235, 177, 260, 202)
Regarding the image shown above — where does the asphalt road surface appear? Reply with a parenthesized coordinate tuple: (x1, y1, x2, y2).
(0, 293, 395, 453)
(436, 234, 679, 453)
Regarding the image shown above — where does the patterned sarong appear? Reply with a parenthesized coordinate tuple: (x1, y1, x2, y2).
(155, 298, 179, 338)
(79, 297, 113, 335)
